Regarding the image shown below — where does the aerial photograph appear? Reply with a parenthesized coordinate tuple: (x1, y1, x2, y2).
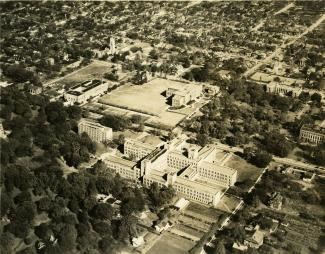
(0, 1, 324, 254)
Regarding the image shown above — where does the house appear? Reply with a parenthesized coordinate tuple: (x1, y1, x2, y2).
(244, 229, 264, 249)
(303, 173, 316, 183)
(218, 70, 232, 80)
(268, 192, 283, 210)
(232, 242, 248, 251)
(28, 85, 42, 95)
(47, 58, 55, 65)
(154, 219, 171, 233)
(203, 84, 220, 96)
(0, 121, 7, 138)
(132, 236, 145, 247)
(174, 198, 190, 211)
(268, 219, 279, 234)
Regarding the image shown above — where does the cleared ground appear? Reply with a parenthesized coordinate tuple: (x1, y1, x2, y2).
(98, 78, 202, 127)
(147, 232, 195, 254)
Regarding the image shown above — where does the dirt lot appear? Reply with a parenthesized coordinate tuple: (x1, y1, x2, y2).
(147, 232, 195, 254)
(98, 78, 203, 127)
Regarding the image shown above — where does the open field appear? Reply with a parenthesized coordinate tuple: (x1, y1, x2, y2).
(98, 78, 202, 127)
(215, 194, 242, 213)
(58, 60, 114, 86)
(224, 154, 262, 182)
(147, 232, 195, 254)
(184, 202, 226, 223)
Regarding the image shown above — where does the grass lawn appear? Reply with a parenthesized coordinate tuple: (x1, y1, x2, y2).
(147, 232, 195, 254)
(185, 202, 225, 222)
(224, 154, 262, 182)
(59, 60, 114, 86)
(215, 194, 241, 213)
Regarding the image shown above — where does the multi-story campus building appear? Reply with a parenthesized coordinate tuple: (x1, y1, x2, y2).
(105, 155, 139, 180)
(104, 137, 237, 207)
(124, 138, 158, 160)
(166, 85, 202, 107)
(299, 124, 325, 145)
(64, 80, 108, 105)
(78, 118, 113, 143)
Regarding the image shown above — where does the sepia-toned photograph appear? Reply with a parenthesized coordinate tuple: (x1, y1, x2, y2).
(0, 1, 324, 254)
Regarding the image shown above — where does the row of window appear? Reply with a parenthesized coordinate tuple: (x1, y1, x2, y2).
(107, 163, 135, 180)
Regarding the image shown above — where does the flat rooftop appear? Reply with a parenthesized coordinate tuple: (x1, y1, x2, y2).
(105, 155, 136, 168)
(67, 80, 103, 96)
(79, 118, 111, 130)
(199, 161, 237, 175)
(176, 176, 223, 195)
(125, 138, 157, 151)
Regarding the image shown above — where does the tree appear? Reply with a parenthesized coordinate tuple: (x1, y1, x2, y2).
(96, 177, 111, 195)
(58, 224, 77, 251)
(252, 150, 272, 168)
(314, 147, 325, 166)
(66, 105, 82, 120)
(11, 201, 36, 222)
(99, 237, 114, 253)
(264, 131, 292, 157)
(213, 242, 226, 254)
(92, 220, 112, 235)
(117, 134, 125, 146)
(104, 72, 119, 81)
(34, 223, 52, 240)
(0, 232, 15, 254)
(298, 91, 310, 102)
(91, 203, 113, 220)
(1, 191, 13, 216)
(14, 191, 32, 204)
(232, 225, 246, 242)
(5, 221, 31, 239)
(149, 49, 158, 60)
(100, 115, 131, 131)
(197, 133, 209, 147)
(311, 92, 321, 103)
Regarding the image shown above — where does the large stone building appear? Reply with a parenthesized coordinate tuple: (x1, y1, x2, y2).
(166, 85, 202, 107)
(104, 137, 237, 207)
(78, 118, 112, 143)
(265, 81, 302, 97)
(64, 80, 108, 105)
(299, 124, 325, 145)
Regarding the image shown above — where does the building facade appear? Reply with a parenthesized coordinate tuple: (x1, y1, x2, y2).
(28, 85, 42, 95)
(64, 80, 108, 105)
(78, 118, 112, 143)
(265, 81, 302, 97)
(299, 124, 325, 145)
(124, 138, 157, 160)
(105, 155, 139, 180)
